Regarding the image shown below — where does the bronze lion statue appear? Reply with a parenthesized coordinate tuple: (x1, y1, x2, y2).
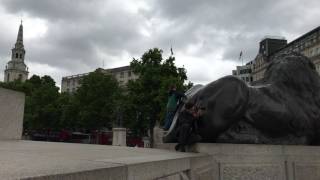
(164, 53, 320, 145)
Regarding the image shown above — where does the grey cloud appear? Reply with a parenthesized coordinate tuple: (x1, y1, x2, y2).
(1, 0, 104, 21)
(1, 1, 150, 74)
(152, 0, 320, 60)
(0, 0, 319, 85)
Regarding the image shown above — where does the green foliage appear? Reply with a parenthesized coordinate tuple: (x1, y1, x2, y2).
(0, 75, 61, 130)
(0, 80, 29, 93)
(74, 70, 121, 130)
(124, 48, 190, 137)
(58, 92, 78, 129)
(23, 75, 60, 130)
(0, 48, 192, 139)
(1, 71, 122, 132)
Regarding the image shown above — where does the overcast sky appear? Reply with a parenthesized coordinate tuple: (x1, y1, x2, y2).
(0, 0, 319, 87)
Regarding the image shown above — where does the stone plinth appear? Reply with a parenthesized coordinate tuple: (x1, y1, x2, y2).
(153, 125, 165, 144)
(157, 143, 320, 180)
(0, 88, 25, 140)
(112, 127, 126, 146)
(142, 136, 150, 148)
(0, 140, 205, 180)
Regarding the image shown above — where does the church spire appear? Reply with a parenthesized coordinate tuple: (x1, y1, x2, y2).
(15, 20, 24, 49)
(4, 21, 29, 82)
(11, 21, 26, 61)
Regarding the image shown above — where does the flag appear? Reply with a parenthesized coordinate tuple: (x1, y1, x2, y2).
(170, 46, 174, 56)
(239, 51, 243, 60)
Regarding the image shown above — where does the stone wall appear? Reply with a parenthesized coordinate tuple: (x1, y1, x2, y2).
(157, 143, 320, 180)
(0, 88, 25, 140)
(0, 140, 207, 180)
(2, 139, 320, 179)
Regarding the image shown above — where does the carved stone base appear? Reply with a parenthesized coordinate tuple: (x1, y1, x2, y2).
(157, 143, 320, 180)
(192, 143, 320, 180)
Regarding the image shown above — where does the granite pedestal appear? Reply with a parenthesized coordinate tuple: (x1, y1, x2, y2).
(112, 127, 127, 146)
(0, 140, 206, 180)
(156, 143, 320, 180)
(0, 88, 25, 140)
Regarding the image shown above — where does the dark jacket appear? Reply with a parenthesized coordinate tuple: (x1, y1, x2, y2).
(177, 110, 195, 127)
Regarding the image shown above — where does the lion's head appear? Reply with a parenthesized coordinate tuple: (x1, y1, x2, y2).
(264, 53, 320, 92)
(264, 53, 320, 144)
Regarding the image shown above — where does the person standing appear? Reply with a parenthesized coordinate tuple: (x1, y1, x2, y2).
(163, 85, 185, 131)
(175, 102, 201, 152)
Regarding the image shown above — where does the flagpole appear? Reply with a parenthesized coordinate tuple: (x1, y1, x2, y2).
(239, 51, 243, 66)
(170, 45, 174, 56)
(241, 52, 243, 66)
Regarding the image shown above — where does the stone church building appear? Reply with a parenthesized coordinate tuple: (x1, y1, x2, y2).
(4, 22, 29, 82)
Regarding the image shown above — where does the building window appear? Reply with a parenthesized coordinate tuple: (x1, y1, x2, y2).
(306, 41, 310, 47)
(120, 72, 124, 78)
(20, 54, 22, 58)
(16, 53, 18, 58)
(128, 71, 132, 77)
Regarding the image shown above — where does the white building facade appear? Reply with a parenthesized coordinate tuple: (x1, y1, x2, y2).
(252, 26, 320, 83)
(232, 61, 253, 85)
(61, 66, 138, 93)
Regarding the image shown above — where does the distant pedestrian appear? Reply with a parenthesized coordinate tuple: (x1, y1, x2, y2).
(163, 85, 185, 131)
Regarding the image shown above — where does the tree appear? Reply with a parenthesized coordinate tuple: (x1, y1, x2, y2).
(57, 92, 78, 129)
(0, 79, 28, 93)
(74, 69, 121, 130)
(125, 48, 190, 146)
(23, 75, 60, 130)
(0, 75, 61, 131)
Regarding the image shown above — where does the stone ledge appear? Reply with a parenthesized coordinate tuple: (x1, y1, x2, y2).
(157, 143, 320, 180)
(0, 140, 206, 180)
